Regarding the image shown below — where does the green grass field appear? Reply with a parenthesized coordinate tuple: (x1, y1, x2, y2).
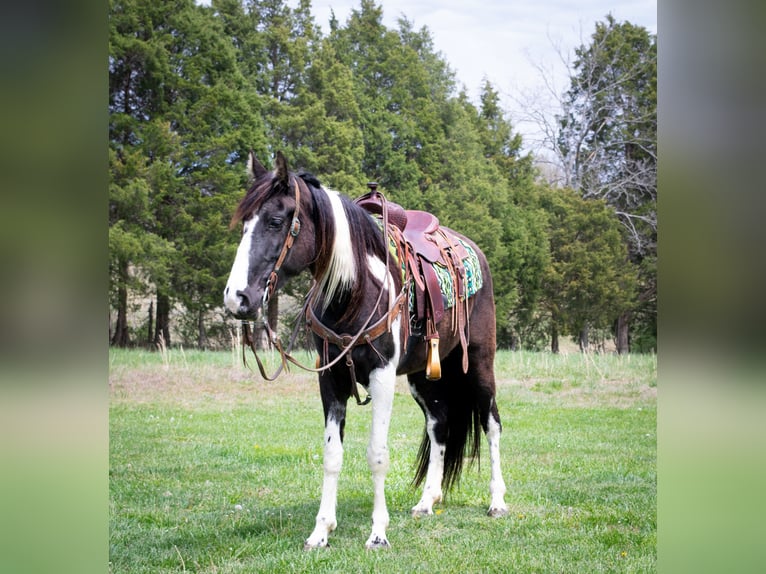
(109, 348, 656, 573)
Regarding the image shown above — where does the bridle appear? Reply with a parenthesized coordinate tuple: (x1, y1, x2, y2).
(261, 178, 302, 310)
(240, 177, 406, 405)
(240, 174, 304, 382)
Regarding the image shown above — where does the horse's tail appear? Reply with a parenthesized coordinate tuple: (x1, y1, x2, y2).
(413, 367, 482, 492)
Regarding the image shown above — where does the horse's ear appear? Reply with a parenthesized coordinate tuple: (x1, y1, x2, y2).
(247, 150, 267, 180)
(274, 151, 289, 187)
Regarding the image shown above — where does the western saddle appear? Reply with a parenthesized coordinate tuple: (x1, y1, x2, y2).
(355, 183, 471, 380)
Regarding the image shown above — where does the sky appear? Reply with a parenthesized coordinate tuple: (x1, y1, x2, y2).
(308, 0, 657, 153)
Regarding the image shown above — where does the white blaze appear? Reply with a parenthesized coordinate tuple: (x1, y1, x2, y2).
(223, 216, 258, 314)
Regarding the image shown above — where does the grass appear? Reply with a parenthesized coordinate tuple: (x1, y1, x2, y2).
(110, 348, 656, 573)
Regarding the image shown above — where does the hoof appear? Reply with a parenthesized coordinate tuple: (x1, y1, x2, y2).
(487, 506, 509, 518)
(411, 507, 433, 518)
(303, 539, 329, 551)
(365, 536, 391, 550)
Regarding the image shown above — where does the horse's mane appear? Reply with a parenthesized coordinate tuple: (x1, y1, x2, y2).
(309, 180, 388, 326)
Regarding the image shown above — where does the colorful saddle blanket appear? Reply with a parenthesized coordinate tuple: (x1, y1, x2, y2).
(428, 238, 483, 310)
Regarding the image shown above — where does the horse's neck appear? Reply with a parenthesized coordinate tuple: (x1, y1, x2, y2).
(312, 191, 396, 330)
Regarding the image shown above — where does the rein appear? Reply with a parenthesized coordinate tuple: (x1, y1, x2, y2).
(241, 179, 404, 406)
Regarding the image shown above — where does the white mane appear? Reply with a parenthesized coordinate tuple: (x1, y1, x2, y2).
(317, 188, 356, 308)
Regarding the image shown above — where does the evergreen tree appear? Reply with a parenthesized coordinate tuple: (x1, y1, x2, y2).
(538, 186, 637, 352)
(108, 0, 642, 354)
(109, 0, 266, 346)
(328, 1, 438, 202)
(109, 0, 184, 345)
(476, 80, 535, 186)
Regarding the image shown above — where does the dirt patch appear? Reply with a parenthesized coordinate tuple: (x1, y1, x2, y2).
(498, 375, 656, 409)
(110, 364, 316, 407)
(111, 364, 654, 411)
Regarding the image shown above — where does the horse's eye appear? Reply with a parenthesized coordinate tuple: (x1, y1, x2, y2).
(268, 217, 284, 230)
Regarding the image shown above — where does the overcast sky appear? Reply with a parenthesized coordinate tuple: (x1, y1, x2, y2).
(309, 0, 657, 152)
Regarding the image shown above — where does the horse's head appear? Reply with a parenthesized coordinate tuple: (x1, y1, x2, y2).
(223, 151, 317, 319)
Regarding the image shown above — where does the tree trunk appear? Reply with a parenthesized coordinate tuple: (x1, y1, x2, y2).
(110, 259, 130, 347)
(147, 300, 154, 347)
(551, 320, 559, 354)
(268, 293, 279, 335)
(578, 324, 589, 352)
(256, 293, 279, 350)
(154, 292, 171, 347)
(197, 308, 208, 350)
(616, 311, 630, 354)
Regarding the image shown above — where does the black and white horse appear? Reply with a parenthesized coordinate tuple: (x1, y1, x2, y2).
(223, 152, 508, 549)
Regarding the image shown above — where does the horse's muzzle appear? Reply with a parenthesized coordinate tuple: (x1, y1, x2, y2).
(224, 285, 260, 319)
(234, 289, 256, 318)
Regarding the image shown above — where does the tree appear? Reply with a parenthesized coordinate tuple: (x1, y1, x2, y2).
(538, 186, 637, 353)
(325, 4, 545, 347)
(269, 38, 366, 190)
(108, 144, 176, 346)
(326, 1, 455, 204)
(557, 15, 656, 352)
(247, 0, 319, 102)
(109, 0, 266, 347)
(109, 0, 184, 346)
(476, 80, 535, 187)
(513, 16, 656, 352)
(109, 0, 641, 355)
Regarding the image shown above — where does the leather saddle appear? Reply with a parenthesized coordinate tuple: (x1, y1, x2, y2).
(402, 210, 441, 259)
(355, 187, 471, 379)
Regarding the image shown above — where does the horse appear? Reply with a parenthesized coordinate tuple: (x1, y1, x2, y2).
(223, 151, 508, 549)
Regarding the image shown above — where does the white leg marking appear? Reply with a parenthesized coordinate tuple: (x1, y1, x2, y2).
(224, 217, 258, 313)
(365, 316, 399, 549)
(411, 413, 445, 517)
(486, 414, 509, 517)
(365, 360, 396, 549)
(304, 417, 343, 549)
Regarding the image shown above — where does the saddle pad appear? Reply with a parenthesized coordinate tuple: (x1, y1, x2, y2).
(408, 237, 483, 313)
(370, 214, 482, 313)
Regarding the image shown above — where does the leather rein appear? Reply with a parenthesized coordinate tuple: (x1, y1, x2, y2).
(241, 177, 405, 405)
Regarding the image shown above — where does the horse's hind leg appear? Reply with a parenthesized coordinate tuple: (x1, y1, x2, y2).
(408, 370, 446, 517)
(409, 355, 509, 518)
(471, 357, 509, 517)
(483, 398, 509, 517)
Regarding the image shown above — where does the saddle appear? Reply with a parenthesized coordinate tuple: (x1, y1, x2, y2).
(355, 185, 471, 380)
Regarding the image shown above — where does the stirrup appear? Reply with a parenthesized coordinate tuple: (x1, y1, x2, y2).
(425, 337, 441, 380)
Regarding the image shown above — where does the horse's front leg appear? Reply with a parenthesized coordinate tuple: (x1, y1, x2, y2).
(304, 374, 347, 550)
(365, 358, 397, 549)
